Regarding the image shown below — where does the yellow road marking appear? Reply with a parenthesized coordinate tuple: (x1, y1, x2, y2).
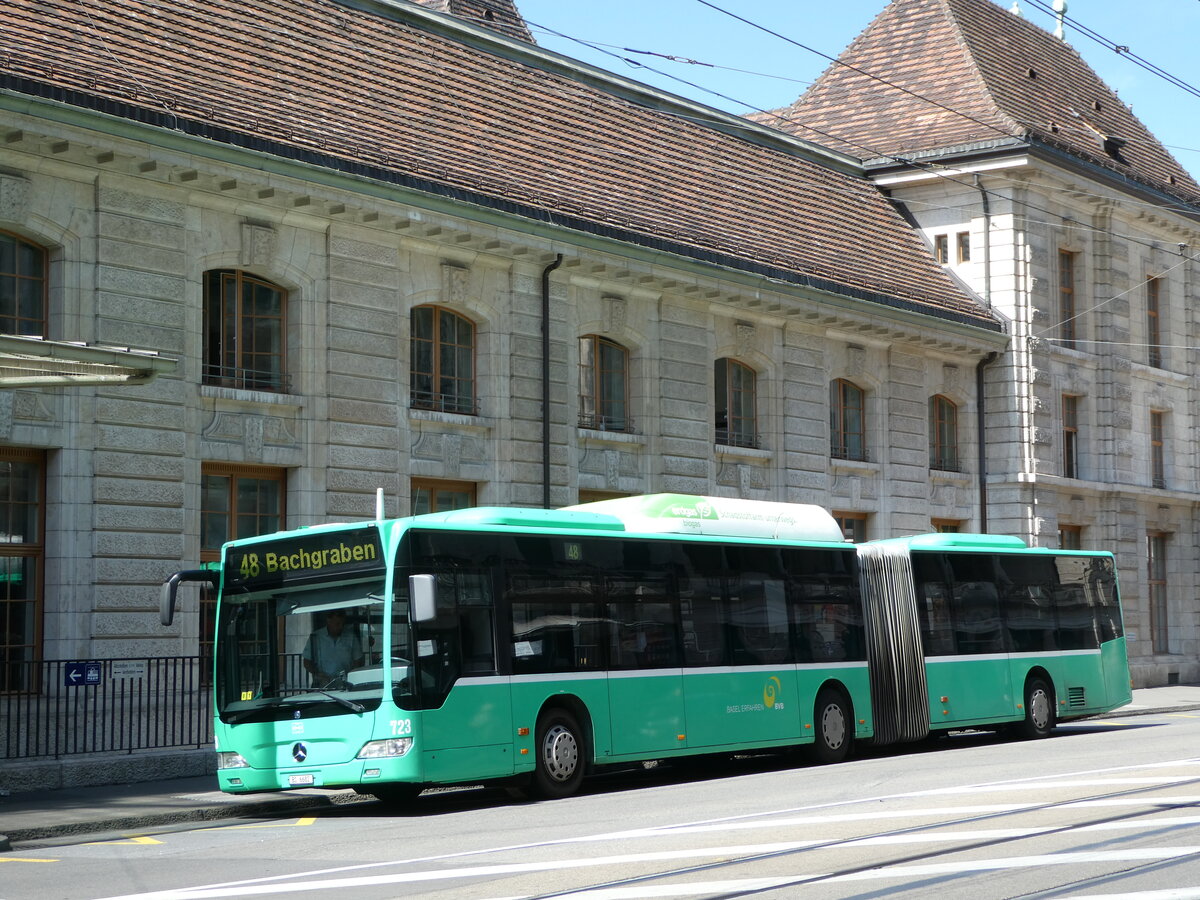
(1167, 714, 1200, 719)
(85, 836, 163, 846)
(0, 856, 59, 863)
(227, 817, 317, 830)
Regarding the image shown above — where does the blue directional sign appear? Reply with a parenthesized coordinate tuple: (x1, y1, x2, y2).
(64, 661, 103, 687)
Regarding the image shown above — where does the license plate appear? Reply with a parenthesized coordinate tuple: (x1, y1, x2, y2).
(288, 774, 315, 786)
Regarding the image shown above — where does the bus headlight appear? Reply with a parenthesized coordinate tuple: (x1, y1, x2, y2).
(357, 738, 414, 759)
(217, 751, 250, 769)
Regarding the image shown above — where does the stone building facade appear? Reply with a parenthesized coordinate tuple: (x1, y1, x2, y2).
(0, 0, 1002, 679)
(780, 0, 1200, 685)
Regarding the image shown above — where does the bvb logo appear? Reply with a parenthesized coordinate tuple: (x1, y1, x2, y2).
(763, 675, 782, 708)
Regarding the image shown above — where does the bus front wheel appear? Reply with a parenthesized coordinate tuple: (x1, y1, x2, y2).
(1017, 677, 1056, 739)
(533, 708, 585, 799)
(810, 687, 852, 764)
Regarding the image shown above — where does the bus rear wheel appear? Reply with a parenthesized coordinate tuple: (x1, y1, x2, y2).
(810, 687, 852, 764)
(533, 708, 585, 799)
(1016, 677, 1056, 739)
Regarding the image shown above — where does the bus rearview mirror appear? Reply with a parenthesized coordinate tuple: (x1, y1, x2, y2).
(410, 573, 437, 624)
(160, 569, 220, 626)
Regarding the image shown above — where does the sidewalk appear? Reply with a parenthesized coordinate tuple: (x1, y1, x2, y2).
(3, 685, 1200, 851)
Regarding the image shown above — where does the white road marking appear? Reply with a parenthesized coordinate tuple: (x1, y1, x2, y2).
(90, 757, 1200, 900)
(538, 849, 1200, 899)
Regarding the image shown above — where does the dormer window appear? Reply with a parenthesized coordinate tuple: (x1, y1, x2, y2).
(1102, 134, 1127, 160)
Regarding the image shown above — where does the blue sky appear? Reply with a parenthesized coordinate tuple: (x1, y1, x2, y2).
(515, 0, 1200, 181)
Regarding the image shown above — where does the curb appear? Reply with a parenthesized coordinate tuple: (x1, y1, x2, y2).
(1099, 703, 1200, 719)
(1, 790, 367, 849)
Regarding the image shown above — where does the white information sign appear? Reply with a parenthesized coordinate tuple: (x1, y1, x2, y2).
(110, 660, 148, 681)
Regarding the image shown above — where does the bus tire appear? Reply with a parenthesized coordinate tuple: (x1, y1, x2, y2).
(1017, 677, 1056, 739)
(810, 687, 852, 764)
(533, 708, 585, 799)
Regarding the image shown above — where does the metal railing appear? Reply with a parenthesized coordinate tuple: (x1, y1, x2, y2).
(1, 657, 212, 760)
(578, 412, 634, 433)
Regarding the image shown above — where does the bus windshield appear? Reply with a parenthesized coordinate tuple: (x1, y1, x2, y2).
(214, 574, 394, 722)
(214, 527, 398, 723)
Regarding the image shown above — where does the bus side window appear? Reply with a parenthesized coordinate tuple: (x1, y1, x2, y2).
(459, 573, 495, 674)
(507, 575, 603, 674)
(680, 578, 727, 667)
(997, 556, 1058, 652)
(947, 554, 1004, 654)
(1055, 583, 1099, 650)
(606, 575, 678, 669)
(728, 576, 790, 666)
(912, 554, 955, 656)
(1084, 558, 1122, 642)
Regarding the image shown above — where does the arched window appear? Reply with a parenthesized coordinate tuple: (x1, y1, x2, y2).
(203, 270, 287, 391)
(410, 305, 476, 415)
(0, 230, 47, 337)
(929, 395, 960, 471)
(579, 336, 630, 432)
(830, 379, 867, 461)
(715, 358, 757, 448)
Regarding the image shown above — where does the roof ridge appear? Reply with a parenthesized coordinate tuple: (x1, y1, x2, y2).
(779, 0, 1199, 204)
(934, 0, 1027, 142)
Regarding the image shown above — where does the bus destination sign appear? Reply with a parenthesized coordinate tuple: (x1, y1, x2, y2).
(225, 527, 384, 590)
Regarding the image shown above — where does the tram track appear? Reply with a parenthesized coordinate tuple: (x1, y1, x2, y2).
(519, 770, 1200, 900)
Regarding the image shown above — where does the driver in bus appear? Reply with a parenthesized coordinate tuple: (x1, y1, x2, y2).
(302, 609, 363, 687)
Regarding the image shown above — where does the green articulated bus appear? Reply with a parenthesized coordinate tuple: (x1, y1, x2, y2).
(160, 494, 1131, 802)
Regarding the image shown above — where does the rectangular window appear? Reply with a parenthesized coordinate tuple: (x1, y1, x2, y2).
(946, 554, 1004, 654)
(0, 448, 44, 693)
(932, 519, 962, 533)
(715, 358, 758, 448)
(831, 380, 867, 462)
(929, 395, 959, 471)
(200, 464, 286, 668)
(410, 306, 477, 415)
(1151, 410, 1166, 488)
(411, 478, 476, 515)
(680, 577, 727, 667)
(913, 555, 956, 657)
(1062, 394, 1080, 479)
(579, 336, 631, 432)
(956, 231, 971, 263)
(1058, 524, 1082, 550)
(933, 234, 949, 264)
(1059, 250, 1078, 350)
(0, 231, 48, 337)
(203, 270, 287, 391)
(509, 576, 603, 674)
(607, 576, 678, 669)
(1147, 532, 1169, 654)
(1147, 277, 1163, 368)
(833, 512, 867, 543)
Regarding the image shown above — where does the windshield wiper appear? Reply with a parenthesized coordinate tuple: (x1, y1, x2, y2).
(307, 688, 365, 713)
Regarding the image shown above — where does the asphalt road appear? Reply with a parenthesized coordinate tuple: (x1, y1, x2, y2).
(4, 710, 1200, 900)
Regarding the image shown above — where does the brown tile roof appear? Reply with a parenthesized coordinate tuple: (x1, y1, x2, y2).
(771, 0, 1200, 204)
(0, 0, 997, 328)
(411, 0, 534, 44)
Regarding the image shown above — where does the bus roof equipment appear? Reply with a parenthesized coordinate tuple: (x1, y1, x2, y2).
(566, 493, 846, 543)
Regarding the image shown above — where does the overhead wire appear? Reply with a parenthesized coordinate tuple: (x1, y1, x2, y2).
(464, 5, 1200, 341)
(523, 12, 1199, 260)
(1020, 0, 1200, 102)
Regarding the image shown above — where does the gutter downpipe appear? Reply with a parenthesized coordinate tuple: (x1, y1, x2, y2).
(541, 254, 564, 509)
(975, 175, 996, 533)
